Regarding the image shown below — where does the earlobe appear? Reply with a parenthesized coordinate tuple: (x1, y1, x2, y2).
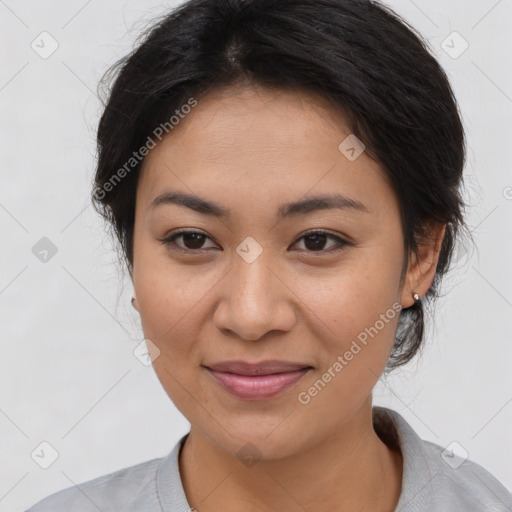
(131, 296, 139, 311)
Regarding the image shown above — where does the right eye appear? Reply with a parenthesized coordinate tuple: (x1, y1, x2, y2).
(159, 229, 220, 253)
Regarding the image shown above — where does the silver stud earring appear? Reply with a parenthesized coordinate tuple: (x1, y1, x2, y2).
(413, 292, 420, 302)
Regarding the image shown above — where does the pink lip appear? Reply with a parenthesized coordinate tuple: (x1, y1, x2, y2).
(204, 360, 312, 400)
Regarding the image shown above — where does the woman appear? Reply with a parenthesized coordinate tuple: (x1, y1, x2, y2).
(27, 0, 512, 510)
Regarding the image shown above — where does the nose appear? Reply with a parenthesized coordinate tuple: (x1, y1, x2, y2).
(213, 255, 297, 341)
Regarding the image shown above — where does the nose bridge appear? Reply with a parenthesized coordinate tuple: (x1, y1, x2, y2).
(215, 247, 295, 340)
(233, 249, 277, 311)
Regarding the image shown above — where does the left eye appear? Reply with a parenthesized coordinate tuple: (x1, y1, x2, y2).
(293, 230, 349, 252)
(160, 230, 350, 253)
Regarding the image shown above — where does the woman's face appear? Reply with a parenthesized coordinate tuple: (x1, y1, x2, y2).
(132, 84, 421, 459)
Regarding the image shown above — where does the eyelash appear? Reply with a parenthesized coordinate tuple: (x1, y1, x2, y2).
(159, 229, 352, 255)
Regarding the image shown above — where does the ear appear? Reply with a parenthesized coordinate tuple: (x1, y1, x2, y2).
(400, 222, 447, 308)
(131, 294, 139, 312)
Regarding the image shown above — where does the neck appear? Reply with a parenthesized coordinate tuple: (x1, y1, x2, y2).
(179, 400, 403, 512)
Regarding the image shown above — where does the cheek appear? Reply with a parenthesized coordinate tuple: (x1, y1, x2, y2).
(133, 229, 217, 331)
(269, 268, 403, 449)
(294, 242, 404, 399)
(304, 244, 403, 344)
(136, 277, 213, 356)
(132, 248, 215, 415)
(133, 245, 199, 358)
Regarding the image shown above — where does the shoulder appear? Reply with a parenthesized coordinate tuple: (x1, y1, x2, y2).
(421, 439, 512, 511)
(373, 406, 512, 511)
(25, 457, 162, 512)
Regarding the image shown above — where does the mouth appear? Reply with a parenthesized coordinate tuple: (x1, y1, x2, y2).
(203, 360, 313, 400)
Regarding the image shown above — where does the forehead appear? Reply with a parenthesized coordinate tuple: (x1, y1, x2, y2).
(145, 84, 354, 162)
(137, 85, 395, 216)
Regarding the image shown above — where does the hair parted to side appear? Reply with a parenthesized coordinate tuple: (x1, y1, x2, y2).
(92, 0, 472, 372)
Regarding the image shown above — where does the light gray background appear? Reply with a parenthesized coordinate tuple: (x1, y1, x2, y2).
(1, 0, 511, 510)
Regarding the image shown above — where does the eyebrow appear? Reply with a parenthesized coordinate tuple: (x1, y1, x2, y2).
(149, 191, 369, 219)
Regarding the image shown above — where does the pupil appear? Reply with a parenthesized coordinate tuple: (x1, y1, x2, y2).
(184, 233, 205, 249)
(305, 234, 326, 251)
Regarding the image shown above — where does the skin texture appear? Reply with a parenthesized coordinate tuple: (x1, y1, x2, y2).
(131, 83, 446, 512)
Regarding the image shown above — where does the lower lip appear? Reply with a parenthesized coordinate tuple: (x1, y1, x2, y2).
(206, 368, 311, 400)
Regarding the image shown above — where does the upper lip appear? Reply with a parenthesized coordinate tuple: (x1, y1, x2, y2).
(204, 360, 313, 376)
